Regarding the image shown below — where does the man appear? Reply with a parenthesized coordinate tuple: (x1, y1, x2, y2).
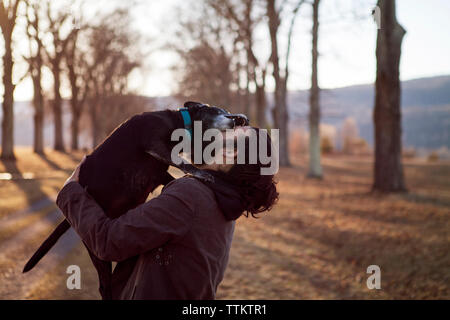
(56, 127, 278, 299)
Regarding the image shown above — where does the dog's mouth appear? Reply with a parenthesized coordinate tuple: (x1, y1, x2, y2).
(225, 114, 249, 127)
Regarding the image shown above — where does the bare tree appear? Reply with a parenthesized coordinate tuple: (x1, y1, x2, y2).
(176, 0, 303, 142)
(266, 0, 282, 127)
(209, 0, 269, 127)
(65, 26, 90, 150)
(307, 0, 323, 178)
(24, 0, 45, 154)
(176, 42, 235, 107)
(84, 9, 142, 147)
(0, 0, 23, 159)
(172, 3, 241, 112)
(43, 1, 76, 152)
(266, 0, 304, 167)
(373, 0, 406, 192)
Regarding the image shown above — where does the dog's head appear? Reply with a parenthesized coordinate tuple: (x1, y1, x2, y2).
(183, 101, 249, 131)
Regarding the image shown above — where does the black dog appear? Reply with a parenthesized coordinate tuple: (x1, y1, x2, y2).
(23, 101, 248, 299)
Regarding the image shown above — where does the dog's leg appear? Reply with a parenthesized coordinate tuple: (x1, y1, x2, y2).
(85, 244, 113, 300)
(147, 150, 214, 183)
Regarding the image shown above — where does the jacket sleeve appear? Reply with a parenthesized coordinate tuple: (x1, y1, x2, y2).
(56, 178, 198, 262)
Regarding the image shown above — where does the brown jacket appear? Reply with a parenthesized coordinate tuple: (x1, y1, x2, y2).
(56, 176, 235, 299)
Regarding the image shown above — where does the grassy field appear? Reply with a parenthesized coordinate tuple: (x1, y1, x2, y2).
(0, 148, 449, 299)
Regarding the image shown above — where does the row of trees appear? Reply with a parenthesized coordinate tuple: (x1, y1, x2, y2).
(0, 0, 407, 192)
(172, 0, 310, 168)
(0, 0, 144, 159)
(173, 0, 406, 192)
(171, 0, 327, 173)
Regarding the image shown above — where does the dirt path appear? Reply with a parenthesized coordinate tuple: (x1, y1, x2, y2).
(0, 198, 81, 299)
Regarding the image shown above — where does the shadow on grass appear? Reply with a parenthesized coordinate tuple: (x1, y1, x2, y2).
(0, 159, 49, 208)
(36, 153, 63, 171)
(230, 233, 354, 299)
(400, 192, 450, 209)
(64, 151, 85, 164)
(261, 205, 449, 298)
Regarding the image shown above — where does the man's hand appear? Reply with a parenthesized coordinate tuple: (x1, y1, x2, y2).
(63, 156, 86, 188)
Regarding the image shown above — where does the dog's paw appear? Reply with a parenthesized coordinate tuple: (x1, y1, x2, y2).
(193, 171, 214, 183)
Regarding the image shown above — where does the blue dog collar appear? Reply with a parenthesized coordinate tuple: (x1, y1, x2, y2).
(179, 108, 192, 137)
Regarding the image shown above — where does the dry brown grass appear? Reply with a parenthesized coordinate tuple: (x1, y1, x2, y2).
(0, 148, 449, 299)
(0, 148, 85, 218)
(217, 155, 450, 299)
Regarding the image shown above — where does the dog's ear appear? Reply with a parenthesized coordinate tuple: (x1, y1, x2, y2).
(184, 101, 211, 109)
(184, 101, 203, 109)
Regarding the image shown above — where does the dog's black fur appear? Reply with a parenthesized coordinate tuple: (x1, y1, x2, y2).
(23, 101, 248, 299)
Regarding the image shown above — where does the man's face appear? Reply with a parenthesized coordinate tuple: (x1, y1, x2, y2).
(196, 126, 252, 172)
(221, 126, 252, 162)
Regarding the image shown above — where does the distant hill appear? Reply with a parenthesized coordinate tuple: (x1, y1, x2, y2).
(287, 75, 450, 149)
(0, 76, 449, 150)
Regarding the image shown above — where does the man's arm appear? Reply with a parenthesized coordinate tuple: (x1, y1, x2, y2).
(56, 178, 197, 262)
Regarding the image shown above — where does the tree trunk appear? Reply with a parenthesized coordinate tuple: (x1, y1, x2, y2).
(267, 0, 290, 166)
(245, 46, 266, 128)
(244, 64, 251, 117)
(308, 0, 322, 178)
(1, 33, 15, 160)
(255, 84, 267, 128)
(278, 83, 290, 167)
(373, 0, 406, 192)
(90, 101, 100, 149)
(71, 111, 80, 150)
(52, 62, 65, 151)
(32, 73, 44, 154)
(33, 109, 44, 154)
(69, 62, 81, 150)
(268, 6, 280, 132)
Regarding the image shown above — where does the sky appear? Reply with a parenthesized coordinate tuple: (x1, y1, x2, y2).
(9, 0, 450, 101)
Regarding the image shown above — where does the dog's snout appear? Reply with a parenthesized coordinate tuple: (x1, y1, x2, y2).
(225, 114, 249, 127)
